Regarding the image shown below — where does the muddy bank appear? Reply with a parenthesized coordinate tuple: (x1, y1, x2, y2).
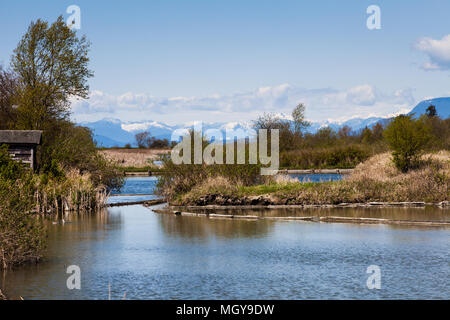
(185, 193, 449, 207)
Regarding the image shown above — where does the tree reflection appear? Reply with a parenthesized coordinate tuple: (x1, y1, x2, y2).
(157, 214, 274, 240)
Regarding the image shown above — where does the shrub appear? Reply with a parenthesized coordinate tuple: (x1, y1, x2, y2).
(179, 152, 449, 205)
(156, 156, 263, 200)
(280, 145, 370, 168)
(0, 146, 47, 269)
(0, 178, 47, 269)
(156, 129, 267, 200)
(0, 144, 26, 180)
(383, 115, 432, 172)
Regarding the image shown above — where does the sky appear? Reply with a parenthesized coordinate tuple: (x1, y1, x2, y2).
(1, 0, 449, 124)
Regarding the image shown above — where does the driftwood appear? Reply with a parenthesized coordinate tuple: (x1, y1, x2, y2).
(152, 209, 450, 227)
(106, 198, 166, 207)
(171, 201, 449, 210)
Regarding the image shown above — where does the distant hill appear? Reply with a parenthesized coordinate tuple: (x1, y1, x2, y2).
(408, 97, 450, 119)
(306, 117, 385, 133)
(79, 118, 135, 147)
(92, 135, 124, 148)
(78, 97, 450, 147)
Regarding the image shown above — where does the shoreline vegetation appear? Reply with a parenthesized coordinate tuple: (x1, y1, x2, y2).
(157, 108, 449, 207)
(161, 151, 449, 206)
(0, 17, 124, 269)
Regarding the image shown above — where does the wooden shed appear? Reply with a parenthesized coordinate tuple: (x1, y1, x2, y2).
(0, 130, 42, 170)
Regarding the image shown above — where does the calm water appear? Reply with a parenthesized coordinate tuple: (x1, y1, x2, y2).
(1, 177, 449, 300)
(289, 173, 343, 183)
(107, 176, 160, 204)
(110, 176, 159, 195)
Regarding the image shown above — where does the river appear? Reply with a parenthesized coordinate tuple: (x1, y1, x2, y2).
(0, 176, 448, 299)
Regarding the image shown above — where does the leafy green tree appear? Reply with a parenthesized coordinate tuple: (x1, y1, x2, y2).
(361, 127, 373, 144)
(11, 16, 93, 130)
(10, 16, 95, 172)
(419, 113, 450, 150)
(313, 127, 337, 146)
(383, 115, 432, 172)
(292, 103, 311, 134)
(426, 105, 437, 117)
(371, 122, 384, 141)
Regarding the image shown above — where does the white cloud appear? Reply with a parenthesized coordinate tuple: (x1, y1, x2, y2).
(71, 84, 416, 124)
(346, 85, 376, 106)
(414, 34, 450, 70)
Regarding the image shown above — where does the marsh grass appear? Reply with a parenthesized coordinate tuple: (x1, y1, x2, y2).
(0, 178, 47, 269)
(33, 169, 108, 213)
(174, 151, 449, 205)
(100, 148, 169, 168)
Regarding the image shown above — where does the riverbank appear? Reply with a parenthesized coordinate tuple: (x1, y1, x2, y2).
(168, 151, 449, 206)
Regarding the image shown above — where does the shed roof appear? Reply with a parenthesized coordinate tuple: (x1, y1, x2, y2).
(0, 130, 42, 145)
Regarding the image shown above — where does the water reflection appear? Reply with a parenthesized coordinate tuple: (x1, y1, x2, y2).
(157, 214, 274, 240)
(289, 173, 343, 182)
(1, 177, 448, 300)
(1, 205, 449, 300)
(186, 206, 450, 223)
(110, 176, 158, 195)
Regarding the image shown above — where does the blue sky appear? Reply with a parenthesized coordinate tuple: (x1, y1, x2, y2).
(1, 0, 449, 124)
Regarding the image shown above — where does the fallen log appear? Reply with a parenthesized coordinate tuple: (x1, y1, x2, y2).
(107, 199, 166, 207)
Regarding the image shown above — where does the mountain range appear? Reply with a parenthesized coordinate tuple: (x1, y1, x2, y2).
(79, 97, 450, 147)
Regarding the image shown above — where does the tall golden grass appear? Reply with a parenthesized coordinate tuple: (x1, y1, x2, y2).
(346, 151, 449, 202)
(100, 149, 168, 168)
(33, 169, 108, 213)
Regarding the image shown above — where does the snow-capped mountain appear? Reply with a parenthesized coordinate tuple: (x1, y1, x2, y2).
(408, 97, 450, 119)
(79, 97, 450, 147)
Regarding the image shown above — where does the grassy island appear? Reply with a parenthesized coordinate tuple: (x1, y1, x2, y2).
(170, 151, 449, 206)
(158, 111, 449, 206)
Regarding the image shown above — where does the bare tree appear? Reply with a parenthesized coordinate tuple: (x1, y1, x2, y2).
(0, 66, 18, 129)
(135, 131, 151, 148)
